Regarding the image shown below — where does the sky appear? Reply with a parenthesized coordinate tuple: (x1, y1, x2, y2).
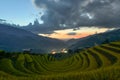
(0, 0, 39, 25)
(39, 27, 109, 40)
(0, 0, 120, 40)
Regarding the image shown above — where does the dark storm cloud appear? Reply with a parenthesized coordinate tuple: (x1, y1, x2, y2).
(31, 0, 120, 34)
(67, 32, 77, 35)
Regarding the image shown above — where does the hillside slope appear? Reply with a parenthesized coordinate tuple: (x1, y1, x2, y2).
(0, 41, 120, 80)
(0, 24, 67, 52)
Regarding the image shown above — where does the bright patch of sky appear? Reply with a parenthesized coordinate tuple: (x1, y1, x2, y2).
(39, 27, 109, 40)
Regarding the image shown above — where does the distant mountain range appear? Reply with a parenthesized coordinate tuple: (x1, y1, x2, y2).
(69, 29, 120, 50)
(0, 24, 67, 53)
(1, 22, 120, 53)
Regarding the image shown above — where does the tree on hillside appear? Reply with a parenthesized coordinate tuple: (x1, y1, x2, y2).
(102, 38, 110, 44)
(68, 49, 73, 54)
(0, 50, 5, 58)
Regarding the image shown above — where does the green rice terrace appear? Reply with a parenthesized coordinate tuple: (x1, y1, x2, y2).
(0, 41, 120, 80)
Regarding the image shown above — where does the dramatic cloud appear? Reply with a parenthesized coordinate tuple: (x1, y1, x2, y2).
(30, 0, 120, 34)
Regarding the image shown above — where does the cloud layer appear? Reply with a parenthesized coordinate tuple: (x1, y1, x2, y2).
(30, 0, 120, 34)
(67, 32, 77, 35)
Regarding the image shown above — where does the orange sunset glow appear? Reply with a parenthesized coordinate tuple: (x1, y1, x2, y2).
(39, 27, 109, 40)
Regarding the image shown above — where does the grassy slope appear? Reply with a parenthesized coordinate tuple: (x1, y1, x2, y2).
(0, 41, 120, 80)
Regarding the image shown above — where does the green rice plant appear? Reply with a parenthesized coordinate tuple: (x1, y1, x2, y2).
(24, 54, 40, 74)
(94, 46, 117, 64)
(0, 58, 26, 76)
(79, 52, 89, 70)
(15, 54, 33, 74)
(84, 51, 98, 70)
(89, 48, 111, 67)
(87, 50, 102, 68)
(98, 45, 120, 65)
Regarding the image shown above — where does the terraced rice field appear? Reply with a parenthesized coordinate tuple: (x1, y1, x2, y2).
(0, 41, 120, 80)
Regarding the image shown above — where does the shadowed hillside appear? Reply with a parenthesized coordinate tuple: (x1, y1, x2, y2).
(69, 29, 120, 50)
(0, 24, 67, 53)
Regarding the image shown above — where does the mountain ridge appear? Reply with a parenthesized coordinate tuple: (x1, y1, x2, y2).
(0, 24, 67, 53)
